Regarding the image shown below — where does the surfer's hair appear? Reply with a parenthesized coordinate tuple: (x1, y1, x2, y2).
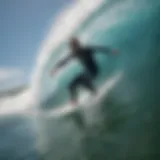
(69, 37, 80, 46)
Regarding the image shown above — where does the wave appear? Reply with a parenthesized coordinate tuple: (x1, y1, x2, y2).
(0, 89, 32, 116)
(35, 0, 160, 159)
(1, 0, 160, 159)
(0, 0, 107, 115)
(32, 0, 142, 105)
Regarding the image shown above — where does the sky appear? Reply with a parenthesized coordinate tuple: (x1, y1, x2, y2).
(0, 0, 73, 91)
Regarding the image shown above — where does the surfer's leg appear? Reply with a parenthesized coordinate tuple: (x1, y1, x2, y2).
(69, 73, 97, 104)
(69, 75, 82, 104)
(80, 73, 97, 94)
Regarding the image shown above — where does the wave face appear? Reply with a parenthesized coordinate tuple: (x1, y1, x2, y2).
(35, 0, 160, 160)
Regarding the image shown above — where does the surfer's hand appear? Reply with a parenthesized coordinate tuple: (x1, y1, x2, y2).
(111, 49, 119, 55)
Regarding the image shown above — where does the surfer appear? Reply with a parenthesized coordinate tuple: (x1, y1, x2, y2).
(51, 37, 118, 106)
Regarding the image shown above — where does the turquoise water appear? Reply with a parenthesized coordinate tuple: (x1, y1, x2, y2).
(1, 0, 160, 160)
(0, 115, 38, 160)
(39, 0, 160, 109)
(36, 0, 160, 160)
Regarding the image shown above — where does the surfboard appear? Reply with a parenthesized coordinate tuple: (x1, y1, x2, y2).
(42, 72, 122, 130)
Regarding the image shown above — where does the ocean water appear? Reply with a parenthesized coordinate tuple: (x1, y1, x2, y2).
(1, 0, 160, 160)
(0, 114, 38, 160)
(35, 0, 160, 159)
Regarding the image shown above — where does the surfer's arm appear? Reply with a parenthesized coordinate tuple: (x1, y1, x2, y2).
(50, 55, 73, 75)
(56, 55, 73, 68)
(89, 46, 119, 55)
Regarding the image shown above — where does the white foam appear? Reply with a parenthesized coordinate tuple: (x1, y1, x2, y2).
(0, 89, 33, 116)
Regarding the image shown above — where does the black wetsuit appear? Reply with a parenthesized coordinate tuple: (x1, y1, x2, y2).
(56, 46, 111, 101)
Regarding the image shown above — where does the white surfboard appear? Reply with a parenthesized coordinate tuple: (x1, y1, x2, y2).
(43, 72, 123, 119)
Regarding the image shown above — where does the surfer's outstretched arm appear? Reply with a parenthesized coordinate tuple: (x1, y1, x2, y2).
(51, 55, 73, 75)
(89, 46, 119, 55)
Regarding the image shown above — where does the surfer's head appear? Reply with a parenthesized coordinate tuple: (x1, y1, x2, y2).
(69, 37, 81, 51)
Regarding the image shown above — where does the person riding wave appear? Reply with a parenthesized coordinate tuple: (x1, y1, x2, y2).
(51, 37, 118, 106)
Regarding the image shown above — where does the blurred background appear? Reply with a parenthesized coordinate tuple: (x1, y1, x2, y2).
(0, 0, 160, 160)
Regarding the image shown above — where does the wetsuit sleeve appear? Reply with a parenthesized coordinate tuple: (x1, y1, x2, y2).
(55, 55, 73, 69)
(88, 46, 112, 54)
